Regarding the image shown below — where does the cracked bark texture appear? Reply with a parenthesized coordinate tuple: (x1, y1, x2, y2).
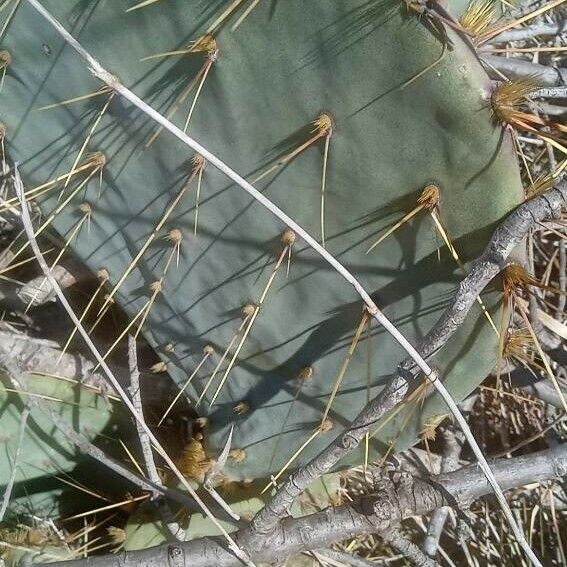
(36, 444, 567, 567)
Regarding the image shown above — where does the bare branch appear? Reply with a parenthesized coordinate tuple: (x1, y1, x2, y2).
(481, 54, 567, 86)
(422, 427, 465, 558)
(412, 182, 566, 364)
(488, 21, 566, 43)
(37, 444, 567, 567)
(532, 86, 567, 100)
(383, 527, 441, 567)
(247, 372, 409, 533)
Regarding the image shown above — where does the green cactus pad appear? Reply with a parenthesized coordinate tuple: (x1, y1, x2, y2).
(0, 373, 112, 514)
(1, 0, 522, 482)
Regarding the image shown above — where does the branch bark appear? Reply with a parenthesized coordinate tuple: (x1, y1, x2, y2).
(383, 527, 441, 567)
(487, 21, 566, 43)
(36, 444, 567, 567)
(481, 55, 567, 86)
(409, 182, 566, 364)
(422, 427, 465, 558)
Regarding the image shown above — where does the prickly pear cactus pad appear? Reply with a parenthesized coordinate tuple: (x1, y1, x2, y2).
(0, 373, 112, 511)
(1, 0, 523, 482)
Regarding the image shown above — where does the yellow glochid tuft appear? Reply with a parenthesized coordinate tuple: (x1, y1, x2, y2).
(459, 0, 496, 37)
(491, 78, 539, 125)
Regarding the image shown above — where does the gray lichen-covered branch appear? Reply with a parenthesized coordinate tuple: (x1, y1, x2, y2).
(38, 444, 567, 567)
(411, 181, 566, 365)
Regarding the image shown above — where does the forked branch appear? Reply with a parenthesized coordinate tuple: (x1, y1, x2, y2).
(38, 444, 567, 567)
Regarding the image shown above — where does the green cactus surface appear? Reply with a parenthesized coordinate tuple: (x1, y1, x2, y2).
(1, 0, 523, 483)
